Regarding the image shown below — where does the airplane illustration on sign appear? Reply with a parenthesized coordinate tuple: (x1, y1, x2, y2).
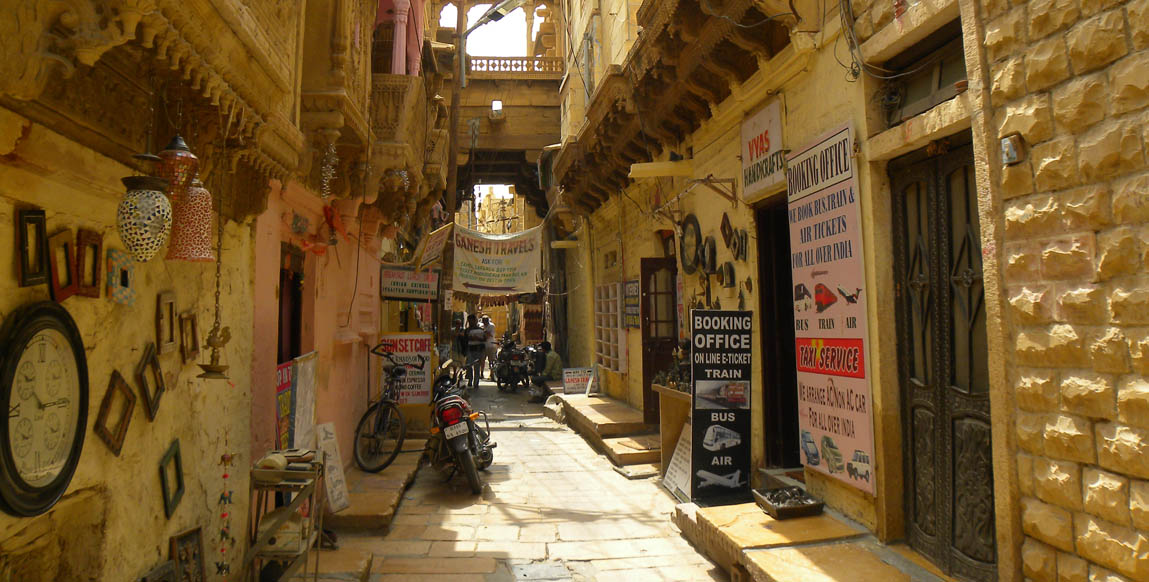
(697, 469, 744, 488)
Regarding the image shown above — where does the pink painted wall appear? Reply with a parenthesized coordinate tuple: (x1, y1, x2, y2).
(251, 181, 382, 468)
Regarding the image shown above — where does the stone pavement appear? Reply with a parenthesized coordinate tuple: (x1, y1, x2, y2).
(327, 380, 728, 581)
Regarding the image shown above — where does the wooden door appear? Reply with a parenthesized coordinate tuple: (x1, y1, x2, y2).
(641, 257, 678, 424)
(891, 140, 996, 581)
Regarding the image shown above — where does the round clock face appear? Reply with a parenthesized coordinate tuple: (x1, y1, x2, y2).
(0, 302, 88, 517)
(9, 328, 82, 488)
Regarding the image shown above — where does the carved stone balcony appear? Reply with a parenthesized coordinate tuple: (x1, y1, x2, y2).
(467, 56, 564, 80)
(370, 73, 429, 222)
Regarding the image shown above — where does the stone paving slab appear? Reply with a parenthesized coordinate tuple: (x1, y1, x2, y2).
(601, 435, 661, 466)
(554, 394, 654, 437)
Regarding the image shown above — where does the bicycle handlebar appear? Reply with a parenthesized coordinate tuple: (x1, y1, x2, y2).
(370, 343, 427, 370)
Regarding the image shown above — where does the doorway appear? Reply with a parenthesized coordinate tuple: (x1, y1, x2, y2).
(278, 244, 305, 363)
(890, 136, 995, 581)
(640, 257, 678, 424)
(755, 201, 800, 468)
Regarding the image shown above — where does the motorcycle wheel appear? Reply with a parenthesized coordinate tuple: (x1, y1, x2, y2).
(353, 401, 405, 472)
(458, 449, 482, 494)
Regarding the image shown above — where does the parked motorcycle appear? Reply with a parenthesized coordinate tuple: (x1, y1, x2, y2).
(494, 335, 530, 392)
(426, 358, 496, 494)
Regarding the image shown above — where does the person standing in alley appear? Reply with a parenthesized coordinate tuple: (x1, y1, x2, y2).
(463, 314, 486, 389)
(481, 315, 498, 380)
(528, 341, 563, 403)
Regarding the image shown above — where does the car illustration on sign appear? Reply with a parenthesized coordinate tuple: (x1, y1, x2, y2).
(703, 425, 742, 452)
(800, 430, 820, 466)
(847, 449, 871, 482)
(820, 435, 844, 474)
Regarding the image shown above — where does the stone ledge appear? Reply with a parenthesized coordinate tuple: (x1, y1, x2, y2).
(325, 446, 424, 531)
(859, 0, 962, 64)
(865, 93, 973, 161)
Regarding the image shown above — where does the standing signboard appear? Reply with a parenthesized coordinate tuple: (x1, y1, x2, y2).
(377, 333, 435, 404)
(292, 351, 318, 450)
(562, 367, 595, 394)
(741, 99, 786, 203)
(274, 362, 293, 449)
(786, 123, 875, 494)
(380, 266, 440, 301)
(452, 224, 542, 293)
(663, 423, 692, 501)
(623, 280, 640, 328)
(690, 310, 752, 502)
(316, 422, 350, 513)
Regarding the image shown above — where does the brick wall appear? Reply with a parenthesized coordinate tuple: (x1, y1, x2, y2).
(982, 0, 1149, 578)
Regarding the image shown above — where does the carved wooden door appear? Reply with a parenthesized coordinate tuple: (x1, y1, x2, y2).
(641, 257, 678, 424)
(891, 140, 995, 581)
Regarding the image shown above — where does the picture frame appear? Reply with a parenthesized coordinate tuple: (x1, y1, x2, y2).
(156, 292, 177, 354)
(159, 439, 184, 519)
(76, 229, 103, 298)
(48, 230, 80, 302)
(140, 561, 178, 582)
(137, 342, 165, 421)
(169, 527, 205, 582)
(179, 311, 200, 365)
(93, 370, 136, 456)
(17, 208, 48, 287)
(107, 248, 135, 305)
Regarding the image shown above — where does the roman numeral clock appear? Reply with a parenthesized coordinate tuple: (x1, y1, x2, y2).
(0, 302, 89, 516)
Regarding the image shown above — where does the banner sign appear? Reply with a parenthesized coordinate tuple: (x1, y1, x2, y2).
(378, 333, 434, 404)
(452, 224, 541, 294)
(623, 280, 640, 328)
(562, 367, 595, 394)
(663, 424, 692, 502)
(274, 362, 293, 449)
(741, 99, 786, 202)
(787, 123, 875, 494)
(380, 265, 440, 301)
(292, 351, 318, 450)
(690, 310, 752, 502)
(419, 224, 453, 270)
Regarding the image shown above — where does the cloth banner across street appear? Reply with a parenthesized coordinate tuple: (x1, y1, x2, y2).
(452, 224, 542, 294)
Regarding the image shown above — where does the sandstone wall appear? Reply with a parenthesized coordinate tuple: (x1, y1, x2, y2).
(979, 0, 1149, 577)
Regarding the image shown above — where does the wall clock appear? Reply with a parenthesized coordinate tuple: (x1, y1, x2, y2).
(679, 214, 701, 275)
(0, 301, 89, 516)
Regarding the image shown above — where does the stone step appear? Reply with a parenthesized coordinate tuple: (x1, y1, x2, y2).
(324, 442, 425, 531)
(558, 393, 656, 437)
(613, 462, 661, 479)
(601, 434, 661, 466)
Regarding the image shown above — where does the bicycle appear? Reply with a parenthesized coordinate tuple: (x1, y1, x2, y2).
(353, 344, 426, 473)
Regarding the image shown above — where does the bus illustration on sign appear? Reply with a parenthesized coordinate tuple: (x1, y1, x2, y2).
(702, 425, 742, 452)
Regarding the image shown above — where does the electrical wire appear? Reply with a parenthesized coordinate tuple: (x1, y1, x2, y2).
(836, 0, 943, 81)
(698, 0, 795, 28)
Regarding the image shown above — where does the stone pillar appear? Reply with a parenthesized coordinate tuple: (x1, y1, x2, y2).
(525, 2, 536, 54)
(392, 0, 411, 74)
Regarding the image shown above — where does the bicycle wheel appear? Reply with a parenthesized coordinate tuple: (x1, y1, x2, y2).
(354, 401, 405, 472)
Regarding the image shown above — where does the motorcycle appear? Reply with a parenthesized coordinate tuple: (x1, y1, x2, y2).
(426, 358, 496, 494)
(494, 336, 530, 392)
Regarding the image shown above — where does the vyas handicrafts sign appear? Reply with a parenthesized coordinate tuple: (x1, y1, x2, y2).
(741, 99, 785, 203)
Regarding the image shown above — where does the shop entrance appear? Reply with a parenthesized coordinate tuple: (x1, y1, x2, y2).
(890, 137, 995, 581)
(755, 201, 800, 468)
(640, 257, 677, 424)
(277, 243, 305, 362)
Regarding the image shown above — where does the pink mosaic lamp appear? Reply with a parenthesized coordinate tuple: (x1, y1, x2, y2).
(165, 177, 216, 261)
(156, 135, 198, 202)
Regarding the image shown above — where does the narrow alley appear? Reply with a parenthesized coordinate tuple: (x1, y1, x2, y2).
(330, 384, 727, 581)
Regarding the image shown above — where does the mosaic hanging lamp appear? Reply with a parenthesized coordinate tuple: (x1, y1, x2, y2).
(156, 135, 199, 202)
(117, 175, 173, 262)
(166, 177, 216, 261)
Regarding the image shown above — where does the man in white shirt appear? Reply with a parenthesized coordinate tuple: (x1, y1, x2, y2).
(481, 315, 497, 380)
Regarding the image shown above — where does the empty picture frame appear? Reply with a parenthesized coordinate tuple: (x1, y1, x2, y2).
(94, 370, 136, 456)
(48, 230, 80, 302)
(179, 311, 199, 364)
(76, 229, 103, 298)
(137, 342, 165, 421)
(17, 209, 48, 286)
(157, 292, 177, 354)
(159, 439, 184, 518)
(107, 248, 135, 305)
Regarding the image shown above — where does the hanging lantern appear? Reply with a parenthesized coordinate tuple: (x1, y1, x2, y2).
(156, 135, 199, 201)
(166, 178, 216, 261)
(118, 176, 173, 262)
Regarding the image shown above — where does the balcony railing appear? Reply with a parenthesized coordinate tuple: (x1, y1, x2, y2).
(467, 56, 564, 80)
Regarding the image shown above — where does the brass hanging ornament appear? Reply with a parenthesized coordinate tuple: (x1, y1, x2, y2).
(198, 158, 230, 380)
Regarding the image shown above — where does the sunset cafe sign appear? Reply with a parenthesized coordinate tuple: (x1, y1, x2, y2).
(740, 99, 785, 203)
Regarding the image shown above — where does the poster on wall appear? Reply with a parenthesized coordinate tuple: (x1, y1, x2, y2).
(741, 99, 786, 202)
(690, 310, 752, 502)
(274, 362, 293, 449)
(452, 224, 541, 294)
(786, 123, 875, 494)
(381, 266, 440, 301)
(623, 280, 640, 328)
(292, 351, 318, 450)
(377, 333, 434, 404)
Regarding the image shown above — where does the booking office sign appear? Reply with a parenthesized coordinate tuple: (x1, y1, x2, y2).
(786, 123, 875, 494)
(691, 309, 753, 502)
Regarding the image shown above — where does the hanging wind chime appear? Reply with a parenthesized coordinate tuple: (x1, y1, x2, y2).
(198, 143, 231, 380)
(214, 433, 237, 578)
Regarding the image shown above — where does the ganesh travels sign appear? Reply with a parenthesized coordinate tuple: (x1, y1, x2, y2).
(452, 224, 542, 294)
(741, 99, 785, 202)
(786, 123, 876, 494)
